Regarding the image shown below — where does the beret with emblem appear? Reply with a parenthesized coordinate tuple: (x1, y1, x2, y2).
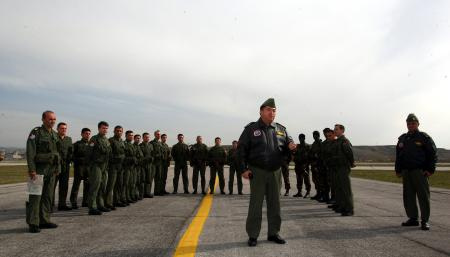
(260, 98, 276, 109)
(406, 113, 419, 123)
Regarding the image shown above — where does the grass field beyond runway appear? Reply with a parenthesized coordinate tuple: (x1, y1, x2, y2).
(351, 170, 450, 189)
(0, 165, 74, 185)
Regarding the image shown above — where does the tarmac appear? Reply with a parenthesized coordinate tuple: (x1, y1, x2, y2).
(0, 166, 449, 257)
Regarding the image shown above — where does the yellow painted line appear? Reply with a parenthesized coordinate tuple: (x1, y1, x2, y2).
(173, 177, 218, 257)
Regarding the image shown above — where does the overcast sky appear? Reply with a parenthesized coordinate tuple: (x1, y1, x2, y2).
(0, 0, 449, 148)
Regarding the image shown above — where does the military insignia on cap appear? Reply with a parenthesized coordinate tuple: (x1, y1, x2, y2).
(253, 130, 262, 137)
(29, 134, 36, 140)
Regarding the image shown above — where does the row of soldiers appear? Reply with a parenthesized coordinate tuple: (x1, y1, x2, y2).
(51, 124, 245, 214)
(283, 124, 355, 216)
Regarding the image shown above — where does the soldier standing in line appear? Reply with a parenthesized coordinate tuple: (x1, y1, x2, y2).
(293, 134, 311, 198)
(87, 121, 112, 215)
(151, 130, 164, 196)
(171, 134, 190, 194)
(26, 111, 60, 233)
(54, 122, 73, 211)
(228, 140, 243, 195)
(134, 134, 145, 200)
(123, 130, 137, 204)
(332, 124, 355, 216)
(309, 131, 323, 201)
(190, 136, 208, 195)
(208, 137, 227, 194)
(161, 134, 171, 195)
(105, 126, 125, 210)
(70, 128, 92, 209)
(141, 132, 155, 198)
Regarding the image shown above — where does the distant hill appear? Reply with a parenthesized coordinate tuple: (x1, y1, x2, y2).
(353, 145, 450, 163)
(1, 145, 449, 163)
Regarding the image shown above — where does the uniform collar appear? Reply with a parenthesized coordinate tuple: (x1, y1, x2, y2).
(257, 118, 276, 128)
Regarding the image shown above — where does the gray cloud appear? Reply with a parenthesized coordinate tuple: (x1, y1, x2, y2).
(0, 0, 449, 148)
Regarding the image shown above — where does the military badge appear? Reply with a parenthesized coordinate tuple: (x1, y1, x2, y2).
(253, 130, 262, 137)
(415, 141, 423, 146)
(276, 131, 285, 136)
(29, 134, 36, 140)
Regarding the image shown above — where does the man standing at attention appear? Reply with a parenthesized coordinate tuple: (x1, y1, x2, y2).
(228, 140, 243, 195)
(26, 111, 61, 233)
(70, 128, 92, 209)
(171, 134, 190, 194)
(238, 98, 296, 247)
(161, 134, 171, 195)
(54, 122, 73, 211)
(395, 114, 437, 230)
(208, 137, 227, 194)
(190, 136, 208, 195)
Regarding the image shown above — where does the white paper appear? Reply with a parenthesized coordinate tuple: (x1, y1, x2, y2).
(27, 175, 44, 195)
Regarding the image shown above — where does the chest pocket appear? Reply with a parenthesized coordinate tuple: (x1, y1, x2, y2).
(37, 136, 51, 153)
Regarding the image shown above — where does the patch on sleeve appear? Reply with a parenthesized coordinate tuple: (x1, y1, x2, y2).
(398, 142, 404, 148)
(253, 130, 262, 137)
(29, 134, 36, 140)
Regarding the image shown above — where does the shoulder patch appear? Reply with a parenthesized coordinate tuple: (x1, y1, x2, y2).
(275, 122, 286, 130)
(419, 132, 431, 139)
(245, 122, 256, 128)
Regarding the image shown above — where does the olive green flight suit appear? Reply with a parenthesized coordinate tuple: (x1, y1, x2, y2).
(107, 136, 125, 207)
(54, 135, 73, 208)
(171, 142, 190, 193)
(87, 134, 111, 211)
(208, 145, 227, 193)
(151, 139, 163, 195)
(70, 139, 91, 207)
(140, 141, 155, 196)
(26, 125, 61, 226)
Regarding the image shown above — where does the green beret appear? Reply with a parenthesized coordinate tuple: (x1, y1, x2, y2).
(406, 113, 419, 123)
(260, 98, 276, 109)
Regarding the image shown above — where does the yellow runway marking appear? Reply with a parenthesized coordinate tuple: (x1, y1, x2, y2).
(173, 178, 218, 257)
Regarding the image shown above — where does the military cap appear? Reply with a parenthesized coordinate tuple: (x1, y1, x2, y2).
(406, 113, 419, 123)
(260, 98, 276, 109)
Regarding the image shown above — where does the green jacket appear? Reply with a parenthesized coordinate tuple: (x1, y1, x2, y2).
(124, 140, 137, 167)
(227, 147, 239, 167)
(109, 136, 126, 165)
(89, 134, 111, 165)
(26, 125, 61, 174)
(57, 136, 73, 165)
(331, 135, 354, 168)
(208, 145, 227, 167)
(309, 139, 322, 165)
(140, 141, 154, 166)
(150, 139, 163, 164)
(161, 142, 171, 166)
(190, 143, 208, 166)
(321, 139, 335, 168)
(293, 143, 310, 165)
(73, 139, 92, 166)
(171, 142, 190, 165)
(134, 142, 144, 166)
